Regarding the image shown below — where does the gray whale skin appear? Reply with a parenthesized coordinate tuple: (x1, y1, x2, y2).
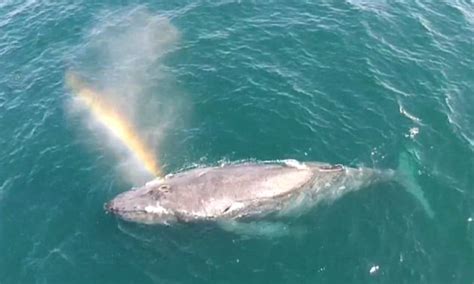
(106, 160, 396, 231)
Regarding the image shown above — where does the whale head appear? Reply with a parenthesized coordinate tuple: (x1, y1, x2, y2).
(105, 179, 177, 224)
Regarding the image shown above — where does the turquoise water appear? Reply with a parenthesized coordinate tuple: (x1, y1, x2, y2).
(1, 1, 473, 283)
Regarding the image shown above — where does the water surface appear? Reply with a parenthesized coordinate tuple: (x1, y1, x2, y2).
(0, 1, 473, 283)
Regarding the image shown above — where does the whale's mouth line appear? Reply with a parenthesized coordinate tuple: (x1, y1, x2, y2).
(109, 208, 160, 216)
(104, 203, 148, 215)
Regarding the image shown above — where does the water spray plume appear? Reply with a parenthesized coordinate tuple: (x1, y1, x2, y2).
(65, 71, 161, 177)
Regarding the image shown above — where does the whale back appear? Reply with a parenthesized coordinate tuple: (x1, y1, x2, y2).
(157, 163, 314, 219)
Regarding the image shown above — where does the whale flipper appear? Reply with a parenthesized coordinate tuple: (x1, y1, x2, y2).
(217, 220, 306, 238)
(397, 151, 434, 218)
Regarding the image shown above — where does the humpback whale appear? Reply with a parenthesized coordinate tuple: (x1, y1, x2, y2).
(105, 157, 432, 236)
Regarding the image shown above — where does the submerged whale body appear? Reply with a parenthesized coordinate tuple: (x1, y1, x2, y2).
(106, 160, 401, 233)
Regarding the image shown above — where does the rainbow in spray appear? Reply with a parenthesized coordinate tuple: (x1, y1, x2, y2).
(65, 71, 161, 177)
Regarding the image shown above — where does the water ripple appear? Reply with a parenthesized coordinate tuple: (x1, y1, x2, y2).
(1, 1, 473, 283)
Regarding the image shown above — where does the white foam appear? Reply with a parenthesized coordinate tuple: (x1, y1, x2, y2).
(145, 178, 164, 187)
(409, 127, 419, 138)
(399, 104, 422, 123)
(369, 265, 380, 275)
(283, 159, 308, 170)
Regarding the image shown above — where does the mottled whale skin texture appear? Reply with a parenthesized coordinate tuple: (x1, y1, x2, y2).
(106, 160, 393, 225)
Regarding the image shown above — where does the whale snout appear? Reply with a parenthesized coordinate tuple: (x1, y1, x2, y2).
(104, 201, 116, 214)
(104, 197, 139, 215)
(105, 189, 147, 215)
(105, 188, 178, 225)
(104, 196, 135, 215)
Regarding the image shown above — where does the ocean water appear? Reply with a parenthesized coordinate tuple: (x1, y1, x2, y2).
(1, 1, 473, 283)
